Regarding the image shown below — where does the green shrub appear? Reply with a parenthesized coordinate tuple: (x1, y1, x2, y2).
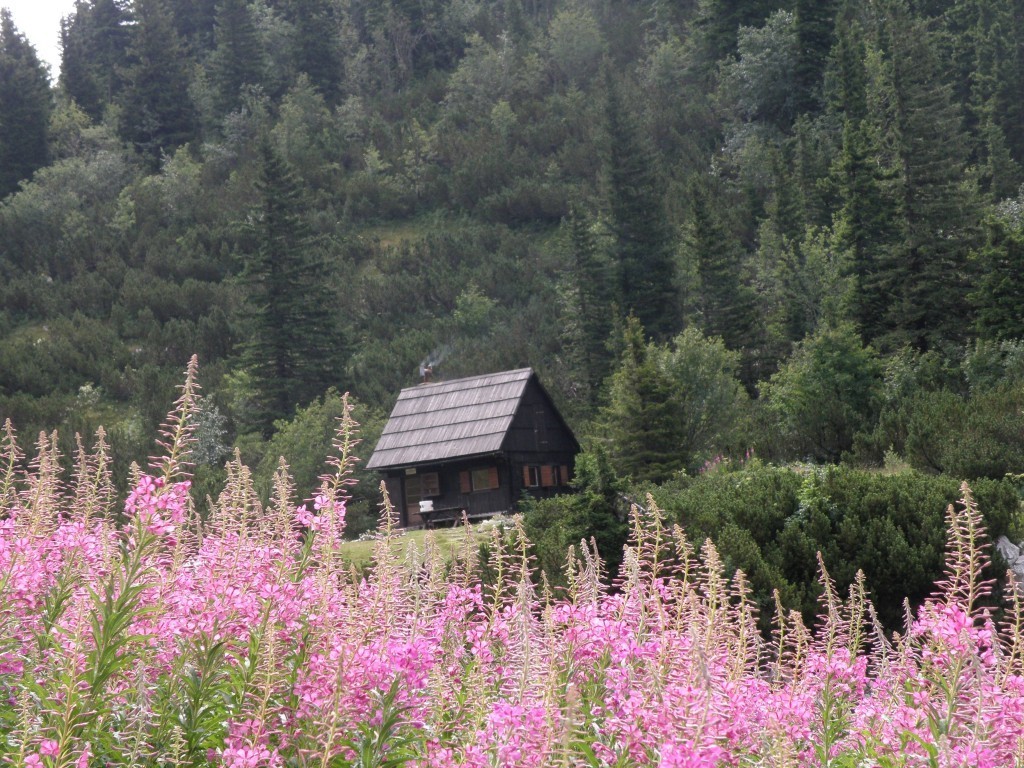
(652, 463, 1023, 631)
(760, 323, 883, 462)
(652, 462, 802, 624)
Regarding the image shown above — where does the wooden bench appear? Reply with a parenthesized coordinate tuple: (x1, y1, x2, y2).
(418, 506, 493, 529)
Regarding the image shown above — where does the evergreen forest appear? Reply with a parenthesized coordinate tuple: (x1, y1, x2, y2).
(4, 0, 1024, 615)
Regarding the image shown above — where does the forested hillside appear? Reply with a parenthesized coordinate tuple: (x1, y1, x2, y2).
(2, 0, 1024, 528)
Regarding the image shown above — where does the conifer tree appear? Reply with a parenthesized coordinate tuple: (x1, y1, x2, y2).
(118, 0, 196, 167)
(687, 177, 757, 354)
(970, 213, 1024, 341)
(604, 71, 679, 341)
(695, 0, 782, 64)
(59, 0, 131, 121)
(567, 205, 615, 404)
(949, 0, 1024, 198)
(174, 0, 219, 54)
(828, 1, 898, 343)
(0, 10, 52, 198)
(277, 0, 343, 103)
(60, 8, 101, 120)
(792, 0, 837, 116)
(604, 316, 748, 482)
(869, 0, 979, 349)
(603, 316, 678, 483)
(209, 0, 266, 115)
(242, 142, 345, 435)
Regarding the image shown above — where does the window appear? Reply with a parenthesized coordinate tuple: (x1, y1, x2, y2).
(523, 464, 570, 489)
(420, 472, 440, 497)
(540, 465, 554, 487)
(523, 466, 541, 488)
(472, 467, 499, 490)
(460, 467, 499, 492)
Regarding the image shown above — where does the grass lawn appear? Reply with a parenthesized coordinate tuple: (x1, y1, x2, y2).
(338, 518, 507, 570)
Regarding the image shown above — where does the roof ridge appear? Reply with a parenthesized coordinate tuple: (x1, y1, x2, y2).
(399, 367, 533, 395)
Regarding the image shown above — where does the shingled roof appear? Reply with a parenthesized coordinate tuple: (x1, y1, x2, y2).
(366, 368, 535, 470)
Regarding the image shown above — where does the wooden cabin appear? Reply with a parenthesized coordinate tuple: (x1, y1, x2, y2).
(366, 368, 580, 527)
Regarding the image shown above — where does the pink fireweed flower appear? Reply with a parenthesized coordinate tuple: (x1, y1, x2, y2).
(294, 504, 321, 531)
(221, 744, 280, 768)
(912, 601, 997, 669)
(124, 474, 191, 539)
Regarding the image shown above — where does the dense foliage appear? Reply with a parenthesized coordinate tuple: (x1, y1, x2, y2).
(3, 0, 1024, 491)
(525, 457, 1024, 631)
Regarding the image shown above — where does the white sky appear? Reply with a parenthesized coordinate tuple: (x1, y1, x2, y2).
(2, 0, 77, 80)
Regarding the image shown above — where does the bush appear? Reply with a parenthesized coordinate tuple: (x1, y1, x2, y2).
(652, 463, 1023, 630)
(760, 323, 883, 462)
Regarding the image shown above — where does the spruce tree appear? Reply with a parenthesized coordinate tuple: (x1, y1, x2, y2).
(60, 8, 101, 120)
(871, 0, 979, 349)
(118, 0, 196, 167)
(242, 142, 345, 435)
(792, 0, 837, 116)
(567, 205, 615, 404)
(173, 0, 219, 54)
(603, 316, 678, 483)
(828, 1, 899, 343)
(604, 71, 679, 341)
(277, 0, 343, 103)
(970, 213, 1024, 341)
(604, 316, 748, 482)
(59, 0, 131, 121)
(687, 177, 757, 355)
(695, 0, 782, 64)
(0, 10, 52, 198)
(953, 0, 1024, 198)
(209, 0, 266, 115)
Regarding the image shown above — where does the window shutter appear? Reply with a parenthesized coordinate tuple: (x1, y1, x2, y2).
(522, 466, 531, 487)
(560, 465, 570, 485)
(488, 466, 499, 489)
(460, 471, 471, 493)
(540, 465, 554, 487)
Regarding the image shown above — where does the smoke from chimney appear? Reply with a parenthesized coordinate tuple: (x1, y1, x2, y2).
(418, 345, 452, 383)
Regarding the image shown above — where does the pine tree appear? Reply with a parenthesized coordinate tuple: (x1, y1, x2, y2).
(118, 0, 196, 167)
(604, 71, 679, 341)
(792, 0, 837, 115)
(209, 0, 266, 115)
(567, 205, 615, 404)
(828, 1, 899, 343)
(0, 10, 52, 198)
(242, 142, 345, 435)
(870, 0, 979, 349)
(59, 0, 131, 121)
